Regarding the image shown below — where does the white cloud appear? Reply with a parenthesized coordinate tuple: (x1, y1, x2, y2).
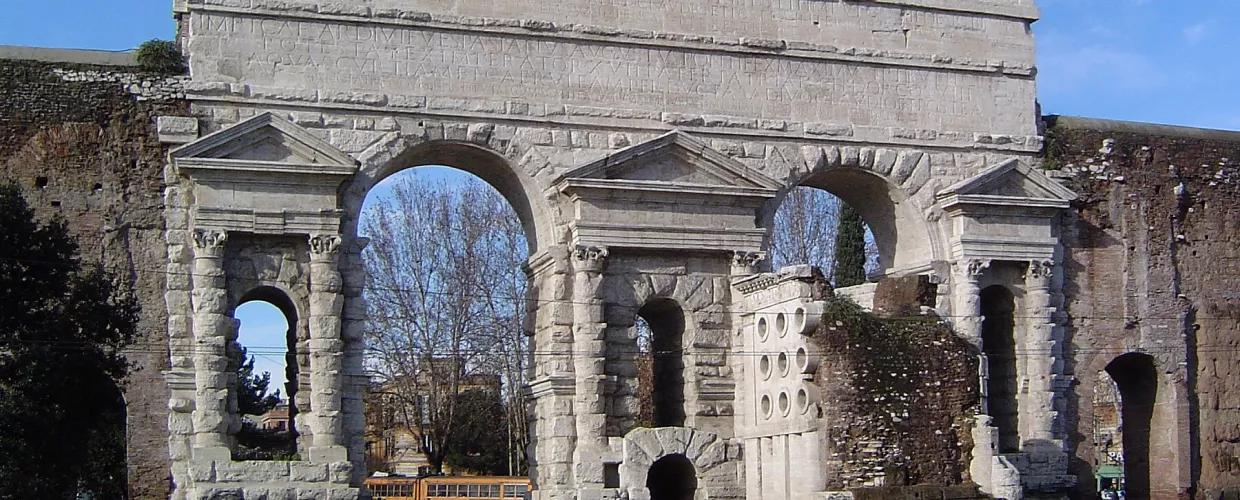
(1182, 21, 1212, 43)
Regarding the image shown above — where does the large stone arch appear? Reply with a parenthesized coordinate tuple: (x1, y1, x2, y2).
(760, 146, 946, 276)
(347, 132, 560, 253)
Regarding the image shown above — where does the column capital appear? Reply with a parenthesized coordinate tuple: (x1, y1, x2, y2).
(191, 229, 227, 257)
(309, 234, 342, 262)
(956, 258, 990, 280)
(731, 250, 766, 275)
(1025, 259, 1055, 281)
(572, 245, 608, 272)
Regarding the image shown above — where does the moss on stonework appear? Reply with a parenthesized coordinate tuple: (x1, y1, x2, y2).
(813, 294, 980, 487)
(1041, 124, 1080, 171)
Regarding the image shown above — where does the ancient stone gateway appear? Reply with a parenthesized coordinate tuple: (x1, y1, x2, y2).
(163, 0, 1078, 498)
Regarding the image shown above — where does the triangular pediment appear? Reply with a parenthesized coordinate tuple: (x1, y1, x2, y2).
(171, 112, 355, 168)
(556, 131, 782, 190)
(937, 159, 1077, 208)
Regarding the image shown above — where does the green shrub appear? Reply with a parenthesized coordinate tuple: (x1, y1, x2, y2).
(134, 39, 184, 74)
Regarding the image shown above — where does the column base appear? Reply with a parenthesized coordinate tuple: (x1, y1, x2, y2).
(309, 445, 348, 463)
(192, 446, 231, 462)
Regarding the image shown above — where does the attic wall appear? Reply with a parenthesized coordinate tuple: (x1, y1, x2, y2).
(1048, 116, 1240, 499)
(0, 56, 189, 500)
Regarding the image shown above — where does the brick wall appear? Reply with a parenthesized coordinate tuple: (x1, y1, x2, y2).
(0, 56, 188, 499)
(813, 276, 980, 489)
(1049, 116, 1240, 499)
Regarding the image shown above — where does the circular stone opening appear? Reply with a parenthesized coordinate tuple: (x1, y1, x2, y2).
(777, 352, 790, 376)
(796, 347, 810, 373)
(775, 312, 788, 337)
(797, 388, 810, 413)
(778, 391, 790, 416)
(761, 394, 773, 419)
(793, 307, 807, 333)
(759, 355, 772, 380)
(757, 317, 769, 340)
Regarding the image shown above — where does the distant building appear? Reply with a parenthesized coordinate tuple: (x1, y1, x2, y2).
(259, 404, 291, 432)
(364, 359, 501, 476)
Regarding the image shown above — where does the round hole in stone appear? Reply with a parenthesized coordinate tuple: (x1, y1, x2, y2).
(778, 391, 790, 416)
(761, 394, 773, 419)
(759, 355, 772, 380)
(796, 347, 810, 373)
(775, 312, 788, 337)
(793, 307, 807, 333)
(797, 388, 810, 413)
(778, 351, 790, 376)
(757, 317, 769, 340)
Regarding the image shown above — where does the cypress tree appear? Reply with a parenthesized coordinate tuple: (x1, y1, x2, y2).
(833, 204, 867, 288)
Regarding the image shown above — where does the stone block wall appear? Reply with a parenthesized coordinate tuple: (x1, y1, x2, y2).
(1048, 115, 1240, 499)
(0, 56, 190, 499)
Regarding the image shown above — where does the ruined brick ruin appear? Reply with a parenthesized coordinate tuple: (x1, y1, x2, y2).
(3, 0, 1240, 499)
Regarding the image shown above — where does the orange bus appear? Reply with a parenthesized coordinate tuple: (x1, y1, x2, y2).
(365, 475, 531, 500)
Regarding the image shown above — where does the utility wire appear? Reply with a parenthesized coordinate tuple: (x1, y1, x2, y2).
(0, 255, 1235, 320)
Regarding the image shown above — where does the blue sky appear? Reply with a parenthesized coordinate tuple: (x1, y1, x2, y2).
(3, 1, 1235, 393)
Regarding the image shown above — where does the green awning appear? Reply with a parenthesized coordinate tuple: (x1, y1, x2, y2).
(1095, 465, 1124, 478)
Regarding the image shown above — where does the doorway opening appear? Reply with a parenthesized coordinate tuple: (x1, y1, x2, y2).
(981, 285, 1019, 453)
(1104, 353, 1157, 499)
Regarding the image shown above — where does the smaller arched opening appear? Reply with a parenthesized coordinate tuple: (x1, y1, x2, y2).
(634, 298, 687, 428)
(646, 454, 697, 500)
(981, 285, 1019, 453)
(1103, 352, 1158, 499)
(232, 286, 299, 459)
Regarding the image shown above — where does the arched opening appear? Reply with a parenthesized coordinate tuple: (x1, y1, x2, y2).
(768, 185, 880, 284)
(635, 298, 687, 428)
(1103, 353, 1158, 499)
(359, 163, 529, 476)
(981, 285, 1019, 453)
(347, 140, 550, 254)
(232, 288, 298, 460)
(646, 454, 697, 500)
(767, 168, 936, 277)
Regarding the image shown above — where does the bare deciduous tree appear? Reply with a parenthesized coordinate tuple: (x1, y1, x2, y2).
(362, 172, 529, 475)
(769, 186, 880, 281)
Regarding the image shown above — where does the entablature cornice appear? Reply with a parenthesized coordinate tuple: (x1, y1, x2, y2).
(172, 111, 356, 237)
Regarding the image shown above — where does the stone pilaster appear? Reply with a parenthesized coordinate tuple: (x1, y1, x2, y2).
(308, 234, 347, 462)
(952, 258, 989, 346)
(525, 246, 577, 500)
(956, 258, 994, 495)
(340, 237, 370, 484)
(1022, 259, 1059, 444)
(571, 245, 608, 487)
(190, 228, 232, 460)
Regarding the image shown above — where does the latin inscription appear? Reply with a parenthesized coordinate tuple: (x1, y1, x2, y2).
(191, 13, 1035, 134)
(422, 0, 1032, 63)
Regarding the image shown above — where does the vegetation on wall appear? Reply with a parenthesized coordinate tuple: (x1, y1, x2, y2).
(134, 39, 184, 74)
(813, 292, 979, 487)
